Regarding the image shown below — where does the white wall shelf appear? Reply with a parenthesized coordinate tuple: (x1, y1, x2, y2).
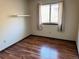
(10, 15, 30, 17)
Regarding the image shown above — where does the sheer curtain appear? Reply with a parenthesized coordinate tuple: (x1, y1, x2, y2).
(58, 2, 64, 32)
(37, 0, 64, 31)
(37, 3, 43, 30)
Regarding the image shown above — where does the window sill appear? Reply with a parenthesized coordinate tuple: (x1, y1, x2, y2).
(42, 23, 58, 25)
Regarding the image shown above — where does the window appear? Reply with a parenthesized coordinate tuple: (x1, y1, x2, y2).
(39, 2, 63, 25)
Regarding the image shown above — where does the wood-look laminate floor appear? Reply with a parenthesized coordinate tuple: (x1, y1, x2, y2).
(0, 35, 78, 59)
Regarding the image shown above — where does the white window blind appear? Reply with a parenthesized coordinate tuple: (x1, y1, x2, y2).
(51, 4, 59, 23)
(39, 5, 50, 23)
(39, 3, 59, 24)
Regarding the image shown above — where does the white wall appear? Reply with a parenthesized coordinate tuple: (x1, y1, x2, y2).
(0, 0, 31, 51)
(29, 0, 79, 41)
(76, 0, 79, 54)
(77, 25, 79, 53)
(77, 0, 79, 53)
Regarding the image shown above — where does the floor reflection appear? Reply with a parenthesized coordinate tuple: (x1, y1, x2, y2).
(40, 46, 59, 59)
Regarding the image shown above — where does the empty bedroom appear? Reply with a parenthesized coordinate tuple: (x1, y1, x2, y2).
(0, 0, 79, 59)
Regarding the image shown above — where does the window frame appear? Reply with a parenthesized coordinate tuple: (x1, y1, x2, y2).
(39, 2, 62, 25)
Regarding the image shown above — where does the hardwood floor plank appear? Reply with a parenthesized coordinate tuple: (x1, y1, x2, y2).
(0, 35, 78, 59)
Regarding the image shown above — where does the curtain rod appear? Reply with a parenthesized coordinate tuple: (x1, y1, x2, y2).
(38, 1, 64, 5)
